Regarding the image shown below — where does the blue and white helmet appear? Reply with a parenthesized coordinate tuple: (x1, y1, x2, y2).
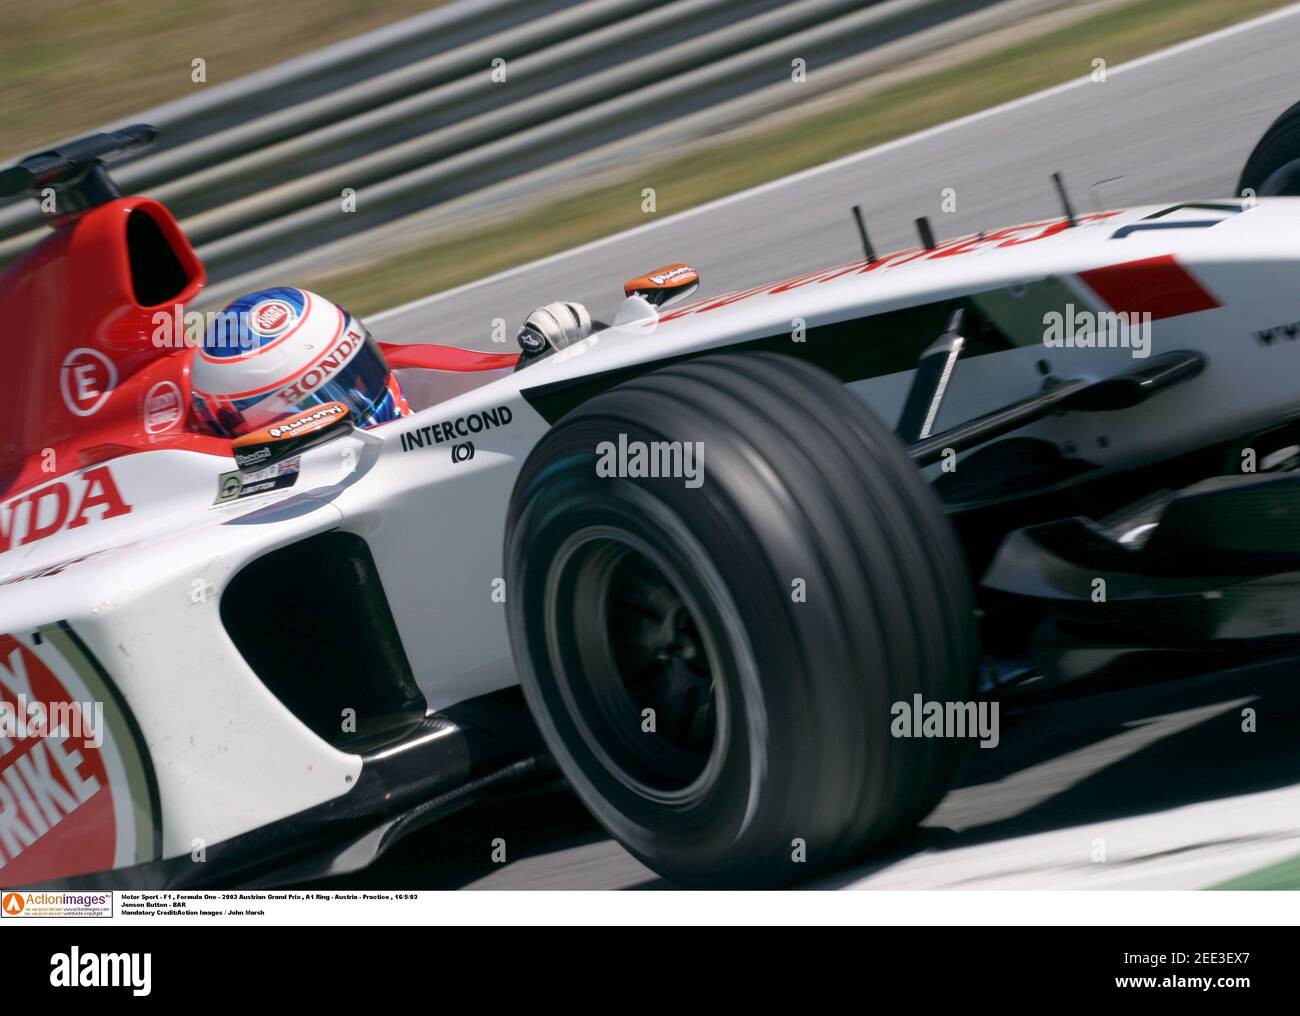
(191, 287, 409, 438)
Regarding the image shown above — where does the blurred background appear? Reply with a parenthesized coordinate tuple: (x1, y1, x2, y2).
(6, 0, 1300, 889)
(0, 0, 1290, 325)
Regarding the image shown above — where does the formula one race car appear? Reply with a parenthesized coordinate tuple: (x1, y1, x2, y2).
(4, 103, 1300, 890)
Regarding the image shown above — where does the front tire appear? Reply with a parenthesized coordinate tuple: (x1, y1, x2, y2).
(505, 353, 977, 886)
(1240, 99, 1300, 196)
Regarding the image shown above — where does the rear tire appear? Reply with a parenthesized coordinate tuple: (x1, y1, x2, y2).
(505, 353, 977, 886)
(1239, 99, 1300, 196)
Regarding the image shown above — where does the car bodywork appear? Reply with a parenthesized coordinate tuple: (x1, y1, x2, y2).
(2, 134, 1298, 887)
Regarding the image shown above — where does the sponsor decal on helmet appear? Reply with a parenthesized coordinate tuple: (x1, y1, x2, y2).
(59, 349, 117, 418)
(274, 328, 364, 404)
(142, 381, 184, 434)
(196, 289, 311, 364)
(248, 298, 296, 337)
(0, 467, 132, 553)
(399, 405, 514, 452)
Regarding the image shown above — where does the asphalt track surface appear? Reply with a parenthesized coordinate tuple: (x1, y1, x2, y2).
(342, 6, 1300, 889)
(322, 658, 1300, 889)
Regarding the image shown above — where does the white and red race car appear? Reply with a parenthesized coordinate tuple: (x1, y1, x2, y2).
(4, 104, 1300, 889)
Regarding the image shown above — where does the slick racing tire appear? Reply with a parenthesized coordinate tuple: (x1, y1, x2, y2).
(504, 353, 977, 887)
(1239, 99, 1300, 196)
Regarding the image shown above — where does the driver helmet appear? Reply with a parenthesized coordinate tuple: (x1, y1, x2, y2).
(191, 287, 409, 438)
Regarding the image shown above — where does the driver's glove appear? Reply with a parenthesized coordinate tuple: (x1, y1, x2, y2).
(516, 301, 592, 367)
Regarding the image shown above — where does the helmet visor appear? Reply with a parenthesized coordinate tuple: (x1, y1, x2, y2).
(194, 331, 404, 437)
(289, 333, 398, 424)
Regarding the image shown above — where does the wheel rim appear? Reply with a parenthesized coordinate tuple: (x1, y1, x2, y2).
(543, 526, 728, 805)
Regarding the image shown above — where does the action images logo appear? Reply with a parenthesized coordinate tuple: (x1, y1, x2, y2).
(3, 891, 113, 919)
